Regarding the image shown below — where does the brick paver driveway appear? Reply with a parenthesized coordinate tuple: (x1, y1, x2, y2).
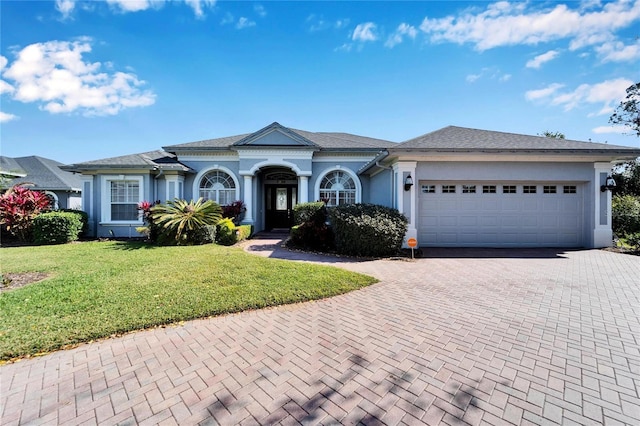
(2, 237, 639, 425)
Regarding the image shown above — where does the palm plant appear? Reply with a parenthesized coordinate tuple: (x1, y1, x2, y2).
(151, 198, 222, 244)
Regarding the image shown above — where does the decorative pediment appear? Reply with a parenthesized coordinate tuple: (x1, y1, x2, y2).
(232, 122, 319, 148)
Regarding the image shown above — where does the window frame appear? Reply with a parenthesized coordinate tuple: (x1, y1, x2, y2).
(100, 175, 144, 224)
(198, 169, 238, 206)
(317, 169, 360, 207)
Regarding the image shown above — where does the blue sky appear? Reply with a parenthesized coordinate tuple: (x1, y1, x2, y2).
(1, 0, 639, 164)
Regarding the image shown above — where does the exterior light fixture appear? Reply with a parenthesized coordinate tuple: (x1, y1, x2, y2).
(404, 174, 414, 191)
(600, 175, 616, 192)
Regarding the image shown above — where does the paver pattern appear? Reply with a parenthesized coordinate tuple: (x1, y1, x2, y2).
(2, 236, 639, 425)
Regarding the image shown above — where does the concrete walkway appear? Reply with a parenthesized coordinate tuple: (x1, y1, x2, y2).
(2, 234, 639, 425)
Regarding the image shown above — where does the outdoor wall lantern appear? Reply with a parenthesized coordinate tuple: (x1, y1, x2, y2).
(404, 174, 414, 191)
(600, 175, 617, 192)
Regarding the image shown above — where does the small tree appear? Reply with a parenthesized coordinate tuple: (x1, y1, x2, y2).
(0, 185, 52, 242)
(150, 198, 222, 245)
(612, 159, 640, 197)
(539, 130, 565, 139)
(609, 82, 640, 137)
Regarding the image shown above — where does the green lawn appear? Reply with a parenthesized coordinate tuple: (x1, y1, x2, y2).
(0, 241, 376, 360)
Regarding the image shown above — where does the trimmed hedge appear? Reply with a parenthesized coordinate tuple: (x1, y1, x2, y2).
(293, 202, 326, 225)
(215, 218, 252, 246)
(32, 212, 83, 245)
(59, 209, 89, 237)
(328, 203, 407, 257)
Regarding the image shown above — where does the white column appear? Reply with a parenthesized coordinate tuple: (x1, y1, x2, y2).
(393, 162, 417, 247)
(243, 174, 254, 223)
(593, 162, 613, 248)
(299, 176, 309, 203)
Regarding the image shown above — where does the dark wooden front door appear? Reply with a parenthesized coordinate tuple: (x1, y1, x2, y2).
(265, 185, 297, 230)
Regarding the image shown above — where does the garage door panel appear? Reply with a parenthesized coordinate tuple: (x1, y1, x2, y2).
(418, 182, 584, 247)
(459, 216, 478, 226)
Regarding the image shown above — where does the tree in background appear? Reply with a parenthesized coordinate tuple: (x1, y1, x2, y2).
(539, 130, 565, 139)
(609, 82, 640, 137)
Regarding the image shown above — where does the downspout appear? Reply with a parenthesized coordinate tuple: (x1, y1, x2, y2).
(153, 167, 164, 201)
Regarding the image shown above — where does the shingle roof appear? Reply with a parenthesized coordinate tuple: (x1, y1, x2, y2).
(62, 150, 192, 172)
(163, 122, 395, 152)
(0, 156, 83, 191)
(396, 126, 640, 153)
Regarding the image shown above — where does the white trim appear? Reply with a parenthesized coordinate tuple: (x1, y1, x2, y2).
(165, 175, 184, 201)
(192, 165, 240, 204)
(100, 175, 144, 225)
(237, 149, 315, 159)
(44, 191, 59, 210)
(177, 154, 238, 162)
(242, 160, 312, 176)
(314, 166, 362, 204)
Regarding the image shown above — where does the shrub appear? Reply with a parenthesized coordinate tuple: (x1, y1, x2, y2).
(151, 198, 222, 245)
(612, 195, 640, 236)
(625, 232, 640, 252)
(215, 219, 252, 246)
(221, 200, 246, 225)
(0, 185, 52, 242)
(293, 202, 326, 225)
(32, 212, 83, 244)
(328, 203, 407, 257)
(59, 209, 89, 237)
(289, 202, 334, 251)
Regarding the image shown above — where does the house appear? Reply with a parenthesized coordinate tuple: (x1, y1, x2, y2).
(1, 155, 83, 210)
(62, 122, 640, 248)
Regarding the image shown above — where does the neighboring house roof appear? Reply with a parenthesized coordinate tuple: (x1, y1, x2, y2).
(395, 126, 640, 153)
(1, 155, 83, 191)
(163, 122, 396, 152)
(62, 150, 192, 173)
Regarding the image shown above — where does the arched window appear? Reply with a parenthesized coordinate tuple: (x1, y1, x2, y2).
(199, 170, 236, 205)
(319, 170, 357, 206)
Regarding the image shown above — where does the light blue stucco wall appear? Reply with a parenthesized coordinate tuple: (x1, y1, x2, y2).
(368, 169, 393, 207)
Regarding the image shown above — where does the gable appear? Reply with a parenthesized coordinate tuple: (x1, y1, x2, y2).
(233, 122, 318, 148)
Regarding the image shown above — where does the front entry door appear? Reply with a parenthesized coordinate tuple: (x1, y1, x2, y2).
(265, 185, 297, 230)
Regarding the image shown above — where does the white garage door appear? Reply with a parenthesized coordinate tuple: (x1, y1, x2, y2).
(418, 182, 584, 247)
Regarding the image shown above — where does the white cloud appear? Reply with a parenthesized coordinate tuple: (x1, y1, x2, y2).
(592, 125, 631, 134)
(106, 0, 157, 13)
(254, 4, 266, 18)
(2, 40, 155, 116)
(525, 83, 565, 101)
(352, 22, 378, 42)
(0, 80, 14, 95)
(0, 111, 18, 123)
(184, 0, 216, 18)
(385, 23, 418, 48)
(55, 0, 75, 20)
(236, 17, 256, 29)
(466, 74, 481, 83)
(307, 15, 350, 32)
(221, 12, 234, 25)
(526, 78, 632, 117)
(465, 67, 511, 83)
(526, 50, 560, 69)
(596, 40, 640, 63)
(334, 43, 353, 53)
(419, 0, 640, 55)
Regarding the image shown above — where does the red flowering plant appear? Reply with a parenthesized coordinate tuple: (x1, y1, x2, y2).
(221, 200, 246, 225)
(136, 200, 160, 241)
(0, 185, 52, 242)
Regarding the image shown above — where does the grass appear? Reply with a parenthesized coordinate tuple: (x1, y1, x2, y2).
(0, 241, 376, 360)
